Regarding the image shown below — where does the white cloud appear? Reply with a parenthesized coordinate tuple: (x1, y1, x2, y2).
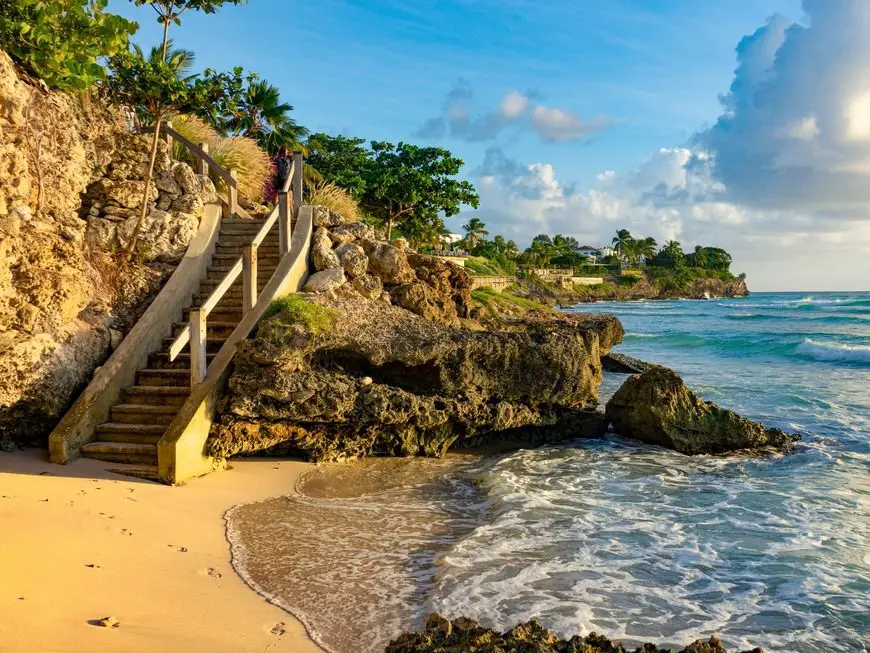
(460, 145, 870, 290)
(416, 82, 613, 143)
(500, 91, 530, 119)
(532, 106, 614, 143)
(696, 0, 870, 217)
(459, 1, 870, 290)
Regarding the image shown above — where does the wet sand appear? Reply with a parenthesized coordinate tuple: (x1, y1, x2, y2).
(0, 449, 322, 653)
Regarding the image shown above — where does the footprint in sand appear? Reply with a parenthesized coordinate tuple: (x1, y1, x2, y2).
(270, 622, 287, 636)
(204, 567, 223, 580)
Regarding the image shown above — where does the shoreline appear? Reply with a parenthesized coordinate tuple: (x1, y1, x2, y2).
(0, 449, 322, 653)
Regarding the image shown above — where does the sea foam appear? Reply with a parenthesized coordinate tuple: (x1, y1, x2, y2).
(797, 338, 870, 365)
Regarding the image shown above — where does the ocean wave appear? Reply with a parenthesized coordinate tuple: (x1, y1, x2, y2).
(796, 338, 870, 365)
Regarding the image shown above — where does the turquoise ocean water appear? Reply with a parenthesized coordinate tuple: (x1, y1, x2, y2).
(228, 292, 869, 653)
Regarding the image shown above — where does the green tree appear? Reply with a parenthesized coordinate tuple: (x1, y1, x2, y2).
(636, 236, 657, 264)
(504, 239, 519, 259)
(219, 77, 308, 155)
(116, 0, 244, 261)
(612, 229, 635, 263)
(133, 39, 196, 80)
(108, 53, 243, 258)
(363, 141, 479, 241)
(462, 217, 489, 248)
(492, 234, 506, 254)
(306, 133, 370, 197)
(0, 0, 137, 91)
(656, 240, 685, 268)
(689, 245, 709, 269)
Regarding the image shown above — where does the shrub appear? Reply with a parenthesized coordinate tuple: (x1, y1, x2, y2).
(211, 136, 271, 202)
(169, 114, 219, 164)
(307, 181, 361, 223)
(0, 0, 137, 92)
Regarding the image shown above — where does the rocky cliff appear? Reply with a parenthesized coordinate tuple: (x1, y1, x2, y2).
(0, 50, 210, 448)
(208, 289, 622, 461)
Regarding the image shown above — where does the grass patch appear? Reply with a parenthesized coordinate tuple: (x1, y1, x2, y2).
(308, 181, 361, 223)
(472, 286, 552, 313)
(264, 296, 336, 335)
(464, 256, 514, 276)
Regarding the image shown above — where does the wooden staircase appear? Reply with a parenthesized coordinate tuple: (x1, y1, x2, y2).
(79, 218, 280, 471)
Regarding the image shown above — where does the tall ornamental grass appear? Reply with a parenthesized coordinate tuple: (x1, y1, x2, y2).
(307, 181, 361, 223)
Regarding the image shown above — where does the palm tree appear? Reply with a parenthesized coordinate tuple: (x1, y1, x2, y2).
(462, 217, 489, 248)
(637, 237, 657, 264)
(612, 229, 636, 264)
(661, 240, 684, 268)
(504, 239, 519, 259)
(493, 234, 506, 254)
(691, 245, 709, 269)
(133, 40, 196, 79)
(223, 79, 309, 155)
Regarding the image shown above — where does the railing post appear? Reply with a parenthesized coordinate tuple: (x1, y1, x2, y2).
(292, 152, 303, 214)
(198, 141, 210, 176)
(278, 192, 290, 256)
(242, 245, 257, 313)
(165, 121, 174, 157)
(229, 169, 239, 219)
(190, 309, 207, 387)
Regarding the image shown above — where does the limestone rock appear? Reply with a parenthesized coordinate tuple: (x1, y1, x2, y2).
(330, 222, 374, 243)
(303, 268, 346, 293)
(602, 351, 656, 374)
(172, 162, 200, 195)
(209, 294, 622, 461)
(351, 274, 383, 300)
(170, 194, 204, 217)
(105, 179, 157, 209)
(335, 242, 368, 278)
(385, 614, 764, 653)
(154, 170, 181, 195)
(605, 367, 798, 455)
(311, 227, 340, 271)
(362, 240, 416, 285)
(312, 205, 344, 227)
(197, 175, 218, 204)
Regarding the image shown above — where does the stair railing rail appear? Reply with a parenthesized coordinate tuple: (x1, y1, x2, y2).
(141, 122, 239, 219)
(167, 151, 304, 387)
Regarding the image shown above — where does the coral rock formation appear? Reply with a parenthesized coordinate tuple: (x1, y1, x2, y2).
(605, 367, 798, 454)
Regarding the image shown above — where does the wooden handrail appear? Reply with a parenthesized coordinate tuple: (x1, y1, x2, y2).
(142, 124, 237, 188)
(163, 142, 305, 387)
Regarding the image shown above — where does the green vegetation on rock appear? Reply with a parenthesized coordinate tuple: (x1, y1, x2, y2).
(263, 296, 336, 336)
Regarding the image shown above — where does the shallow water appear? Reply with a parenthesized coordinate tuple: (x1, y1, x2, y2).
(227, 292, 870, 653)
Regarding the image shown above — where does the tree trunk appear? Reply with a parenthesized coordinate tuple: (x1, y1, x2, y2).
(122, 113, 163, 262)
(121, 18, 171, 264)
(386, 216, 393, 242)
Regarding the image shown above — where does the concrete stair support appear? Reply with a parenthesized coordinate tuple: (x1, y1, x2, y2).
(80, 217, 272, 468)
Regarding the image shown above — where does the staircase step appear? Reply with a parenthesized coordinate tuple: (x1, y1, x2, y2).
(212, 253, 280, 264)
(111, 403, 179, 425)
(148, 351, 217, 370)
(136, 368, 194, 387)
(208, 264, 278, 276)
(81, 441, 157, 465)
(122, 386, 190, 406)
(215, 244, 280, 256)
(218, 233, 278, 245)
(162, 336, 227, 353)
(181, 307, 243, 322)
(96, 422, 165, 444)
(172, 321, 237, 338)
(106, 466, 160, 482)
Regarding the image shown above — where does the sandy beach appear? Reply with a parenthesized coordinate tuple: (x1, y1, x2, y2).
(0, 449, 322, 653)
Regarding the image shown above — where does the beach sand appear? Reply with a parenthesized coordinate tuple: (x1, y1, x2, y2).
(0, 449, 323, 653)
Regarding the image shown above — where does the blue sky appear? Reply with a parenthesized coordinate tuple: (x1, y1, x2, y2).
(111, 1, 870, 291)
